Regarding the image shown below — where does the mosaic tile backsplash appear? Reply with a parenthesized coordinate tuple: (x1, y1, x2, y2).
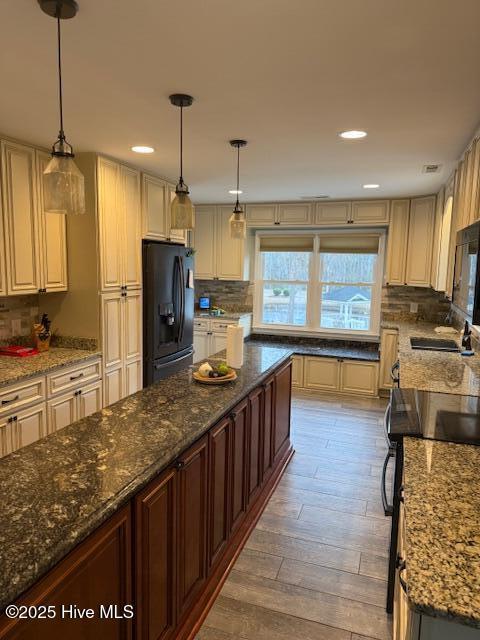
(0, 295, 39, 342)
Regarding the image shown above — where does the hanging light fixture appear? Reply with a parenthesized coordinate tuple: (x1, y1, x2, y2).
(39, 0, 85, 215)
(229, 140, 247, 239)
(169, 93, 195, 230)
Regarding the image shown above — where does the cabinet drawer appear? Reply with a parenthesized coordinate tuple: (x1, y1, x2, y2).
(47, 358, 102, 397)
(210, 319, 233, 333)
(194, 318, 210, 331)
(0, 376, 46, 417)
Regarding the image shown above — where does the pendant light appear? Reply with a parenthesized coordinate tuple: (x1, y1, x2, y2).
(229, 140, 247, 239)
(39, 0, 85, 215)
(169, 94, 195, 230)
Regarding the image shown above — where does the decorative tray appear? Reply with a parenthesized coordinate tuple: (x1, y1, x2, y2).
(192, 369, 237, 385)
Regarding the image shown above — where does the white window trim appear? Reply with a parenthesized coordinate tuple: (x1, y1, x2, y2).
(253, 229, 386, 339)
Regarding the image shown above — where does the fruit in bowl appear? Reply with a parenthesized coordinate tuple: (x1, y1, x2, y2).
(197, 361, 231, 378)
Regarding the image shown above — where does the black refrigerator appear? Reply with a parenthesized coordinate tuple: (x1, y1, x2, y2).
(143, 241, 194, 386)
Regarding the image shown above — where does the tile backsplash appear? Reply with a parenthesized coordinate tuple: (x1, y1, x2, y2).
(381, 285, 451, 323)
(194, 280, 253, 312)
(0, 295, 39, 342)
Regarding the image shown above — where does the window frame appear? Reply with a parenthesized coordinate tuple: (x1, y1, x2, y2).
(253, 229, 385, 339)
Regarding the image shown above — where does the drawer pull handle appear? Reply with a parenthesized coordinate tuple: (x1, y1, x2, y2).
(174, 460, 185, 470)
(1, 395, 20, 406)
(396, 554, 408, 593)
(69, 373, 85, 381)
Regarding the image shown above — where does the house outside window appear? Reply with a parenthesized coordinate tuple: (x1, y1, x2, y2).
(254, 231, 384, 337)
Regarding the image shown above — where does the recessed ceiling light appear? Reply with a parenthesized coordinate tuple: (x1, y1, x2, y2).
(131, 145, 155, 154)
(363, 183, 380, 189)
(229, 189, 243, 195)
(339, 130, 367, 139)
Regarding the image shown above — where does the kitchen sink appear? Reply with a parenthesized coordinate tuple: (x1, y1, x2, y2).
(410, 336, 460, 352)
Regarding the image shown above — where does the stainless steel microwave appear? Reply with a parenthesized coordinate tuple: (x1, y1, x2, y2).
(452, 221, 480, 324)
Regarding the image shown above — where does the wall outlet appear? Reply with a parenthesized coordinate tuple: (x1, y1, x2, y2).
(410, 302, 419, 313)
(11, 319, 22, 336)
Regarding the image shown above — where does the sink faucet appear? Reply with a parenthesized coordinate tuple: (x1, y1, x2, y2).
(461, 320, 474, 356)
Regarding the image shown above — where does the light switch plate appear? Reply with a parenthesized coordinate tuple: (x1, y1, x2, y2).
(410, 302, 419, 313)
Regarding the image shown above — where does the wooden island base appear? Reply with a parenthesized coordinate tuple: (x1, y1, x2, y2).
(0, 358, 293, 640)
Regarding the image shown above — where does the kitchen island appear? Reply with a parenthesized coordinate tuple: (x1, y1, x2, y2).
(0, 342, 293, 640)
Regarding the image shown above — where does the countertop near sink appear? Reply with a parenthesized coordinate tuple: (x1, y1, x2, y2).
(403, 436, 480, 629)
(249, 334, 380, 362)
(194, 311, 252, 321)
(0, 348, 102, 387)
(0, 342, 291, 612)
(382, 320, 480, 395)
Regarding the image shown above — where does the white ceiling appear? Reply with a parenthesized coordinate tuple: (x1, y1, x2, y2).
(1, 0, 480, 203)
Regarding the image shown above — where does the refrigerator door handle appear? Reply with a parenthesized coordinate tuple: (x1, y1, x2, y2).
(154, 349, 193, 370)
(178, 256, 186, 344)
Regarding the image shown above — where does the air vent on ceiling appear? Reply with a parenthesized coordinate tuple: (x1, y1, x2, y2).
(301, 195, 330, 200)
(422, 164, 442, 174)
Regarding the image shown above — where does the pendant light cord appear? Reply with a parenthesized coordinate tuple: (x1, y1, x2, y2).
(179, 105, 183, 184)
(236, 144, 240, 209)
(56, 12, 65, 140)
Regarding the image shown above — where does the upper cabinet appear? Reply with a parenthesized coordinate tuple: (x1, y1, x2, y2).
(0, 140, 67, 296)
(141, 173, 186, 244)
(194, 205, 249, 281)
(314, 201, 351, 225)
(97, 157, 141, 292)
(277, 203, 311, 225)
(385, 196, 435, 288)
(453, 137, 480, 233)
(246, 204, 277, 226)
(247, 203, 311, 227)
(351, 200, 390, 224)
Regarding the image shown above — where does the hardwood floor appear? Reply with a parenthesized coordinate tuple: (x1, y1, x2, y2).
(197, 390, 392, 640)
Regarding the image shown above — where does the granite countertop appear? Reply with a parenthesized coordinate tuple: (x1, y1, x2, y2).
(403, 437, 480, 628)
(0, 348, 102, 387)
(0, 342, 291, 612)
(249, 334, 380, 362)
(194, 312, 252, 320)
(382, 319, 480, 395)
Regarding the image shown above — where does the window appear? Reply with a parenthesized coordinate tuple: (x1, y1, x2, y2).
(255, 232, 384, 336)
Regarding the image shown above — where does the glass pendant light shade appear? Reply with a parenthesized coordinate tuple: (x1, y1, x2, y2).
(229, 209, 246, 239)
(171, 190, 195, 230)
(43, 153, 85, 215)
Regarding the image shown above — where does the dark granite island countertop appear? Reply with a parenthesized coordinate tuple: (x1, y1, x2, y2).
(0, 342, 292, 612)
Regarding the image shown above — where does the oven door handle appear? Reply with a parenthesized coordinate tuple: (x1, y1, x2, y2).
(381, 449, 395, 516)
(383, 403, 392, 448)
(391, 360, 400, 386)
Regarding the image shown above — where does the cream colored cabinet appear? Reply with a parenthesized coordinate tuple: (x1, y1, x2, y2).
(47, 380, 103, 433)
(1, 140, 40, 294)
(314, 202, 351, 225)
(351, 200, 390, 224)
(193, 331, 210, 364)
(291, 355, 304, 388)
(141, 173, 168, 240)
(246, 203, 311, 226)
(277, 203, 311, 225)
(340, 360, 378, 396)
(246, 204, 277, 226)
(210, 331, 227, 355)
(194, 206, 249, 281)
(0, 416, 13, 457)
(102, 290, 142, 406)
(385, 196, 435, 288)
(304, 357, 341, 391)
(97, 157, 141, 292)
(405, 196, 435, 287)
(12, 403, 47, 450)
(379, 329, 399, 390)
(386, 200, 410, 286)
(193, 316, 251, 363)
(0, 201, 6, 296)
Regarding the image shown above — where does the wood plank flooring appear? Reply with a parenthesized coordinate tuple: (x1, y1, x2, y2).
(197, 390, 392, 640)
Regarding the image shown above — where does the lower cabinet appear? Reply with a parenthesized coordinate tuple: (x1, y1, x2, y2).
(273, 360, 292, 462)
(247, 386, 263, 505)
(291, 355, 304, 388)
(299, 355, 379, 397)
(47, 381, 103, 433)
(379, 329, 399, 390)
(230, 398, 249, 533)
(208, 417, 231, 569)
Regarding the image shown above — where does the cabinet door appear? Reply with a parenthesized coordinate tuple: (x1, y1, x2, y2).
(406, 196, 435, 287)
(142, 174, 167, 240)
(0, 196, 6, 296)
(386, 200, 410, 286)
(0, 417, 13, 458)
(104, 366, 124, 407)
(248, 387, 263, 504)
(176, 435, 208, 621)
(121, 165, 142, 289)
(210, 332, 227, 356)
(166, 182, 187, 244)
(193, 206, 216, 278)
(78, 381, 103, 419)
(36, 150, 68, 292)
(340, 360, 378, 396)
(246, 204, 277, 226)
(124, 290, 142, 363)
(273, 361, 292, 462)
(135, 468, 177, 640)
(1, 140, 40, 294)
(216, 206, 246, 280)
(125, 360, 142, 397)
(277, 203, 311, 225)
(102, 293, 124, 369)
(12, 403, 47, 451)
(47, 391, 77, 433)
(193, 332, 210, 363)
(262, 375, 275, 481)
(304, 356, 340, 391)
(379, 329, 399, 390)
(314, 201, 351, 225)
(98, 157, 122, 291)
(230, 398, 248, 533)
(208, 417, 231, 568)
(291, 355, 304, 388)
(351, 200, 390, 224)
(0, 507, 132, 640)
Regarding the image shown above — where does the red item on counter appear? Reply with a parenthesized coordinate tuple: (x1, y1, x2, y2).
(0, 346, 39, 357)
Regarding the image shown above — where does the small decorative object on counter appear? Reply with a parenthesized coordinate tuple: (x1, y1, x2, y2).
(227, 324, 244, 369)
(0, 346, 39, 357)
(461, 320, 475, 356)
(193, 361, 237, 384)
(33, 314, 52, 352)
